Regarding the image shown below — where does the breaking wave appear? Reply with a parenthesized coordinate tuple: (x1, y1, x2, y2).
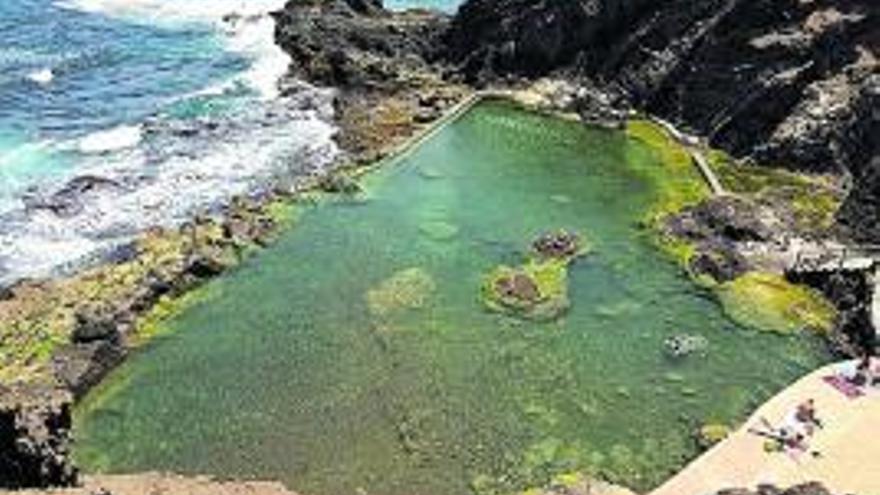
(0, 1, 340, 286)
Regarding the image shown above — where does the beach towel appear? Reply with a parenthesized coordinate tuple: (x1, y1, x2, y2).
(822, 375, 865, 399)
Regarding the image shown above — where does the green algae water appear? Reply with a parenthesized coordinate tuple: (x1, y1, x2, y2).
(74, 101, 829, 494)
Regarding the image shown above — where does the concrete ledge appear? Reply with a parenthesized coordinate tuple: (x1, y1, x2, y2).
(651, 361, 880, 495)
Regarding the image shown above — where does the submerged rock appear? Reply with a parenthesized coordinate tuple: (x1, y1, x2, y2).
(531, 229, 587, 260)
(418, 220, 459, 241)
(366, 267, 436, 317)
(696, 423, 731, 450)
(523, 471, 637, 495)
(663, 334, 709, 359)
(417, 166, 444, 180)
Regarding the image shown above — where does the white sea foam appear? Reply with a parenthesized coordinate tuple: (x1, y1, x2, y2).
(0, 89, 340, 286)
(57, 0, 289, 99)
(78, 125, 143, 153)
(56, 0, 284, 23)
(27, 68, 54, 85)
(0, 1, 342, 286)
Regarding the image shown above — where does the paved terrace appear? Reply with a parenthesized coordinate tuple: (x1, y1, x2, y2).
(651, 361, 880, 495)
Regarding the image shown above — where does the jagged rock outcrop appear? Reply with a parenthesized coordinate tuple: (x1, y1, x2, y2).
(272, 0, 447, 89)
(444, 0, 656, 81)
(837, 75, 880, 243)
(52, 305, 127, 399)
(790, 268, 876, 354)
(272, 0, 469, 164)
(0, 387, 76, 489)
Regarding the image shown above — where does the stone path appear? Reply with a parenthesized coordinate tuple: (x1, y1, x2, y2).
(650, 361, 880, 495)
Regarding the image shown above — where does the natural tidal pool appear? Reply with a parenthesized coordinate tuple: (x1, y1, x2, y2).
(74, 101, 830, 495)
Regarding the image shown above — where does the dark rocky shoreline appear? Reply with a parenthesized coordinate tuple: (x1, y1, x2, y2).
(1, 0, 877, 491)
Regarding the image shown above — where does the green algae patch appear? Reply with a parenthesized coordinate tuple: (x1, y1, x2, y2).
(133, 286, 218, 344)
(482, 230, 587, 321)
(625, 120, 710, 227)
(366, 267, 437, 317)
(0, 194, 294, 386)
(625, 120, 709, 275)
(717, 272, 836, 334)
(482, 259, 570, 321)
(706, 149, 842, 231)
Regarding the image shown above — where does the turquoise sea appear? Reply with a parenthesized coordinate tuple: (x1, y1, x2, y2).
(0, 0, 388, 285)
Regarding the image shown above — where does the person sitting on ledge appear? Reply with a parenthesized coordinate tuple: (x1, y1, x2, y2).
(848, 352, 879, 388)
(793, 398, 823, 436)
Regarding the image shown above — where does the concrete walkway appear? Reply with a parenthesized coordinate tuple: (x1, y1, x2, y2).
(651, 361, 880, 495)
(649, 116, 726, 196)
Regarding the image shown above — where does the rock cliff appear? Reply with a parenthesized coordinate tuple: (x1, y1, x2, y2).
(443, 0, 879, 242)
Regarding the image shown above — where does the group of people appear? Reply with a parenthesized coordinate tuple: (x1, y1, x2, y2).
(845, 353, 879, 389)
(751, 398, 823, 457)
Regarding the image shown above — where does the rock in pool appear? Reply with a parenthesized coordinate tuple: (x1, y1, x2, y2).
(663, 334, 709, 359)
(418, 220, 459, 241)
(481, 229, 588, 321)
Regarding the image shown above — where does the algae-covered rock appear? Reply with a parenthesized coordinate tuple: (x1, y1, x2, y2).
(317, 173, 362, 195)
(482, 259, 570, 321)
(531, 229, 588, 260)
(718, 272, 837, 334)
(482, 230, 588, 321)
(696, 423, 731, 450)
(366, 267, 436, 317)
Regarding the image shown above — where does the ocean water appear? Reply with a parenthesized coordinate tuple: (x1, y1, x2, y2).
(0, 0, 339, 285)
(386, 0, 463, 11)
(75, 101, 830, 495)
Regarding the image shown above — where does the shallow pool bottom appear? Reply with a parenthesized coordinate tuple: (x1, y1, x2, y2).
(74, 101, 830, 495)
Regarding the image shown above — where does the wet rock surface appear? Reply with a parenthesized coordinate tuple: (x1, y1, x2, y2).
(0, 386, 76, 489)
(273, 0, 469, 164)
(715, 482, 835, 495)
(790, 268, 877, 355)
(664, 196, 778, 281)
